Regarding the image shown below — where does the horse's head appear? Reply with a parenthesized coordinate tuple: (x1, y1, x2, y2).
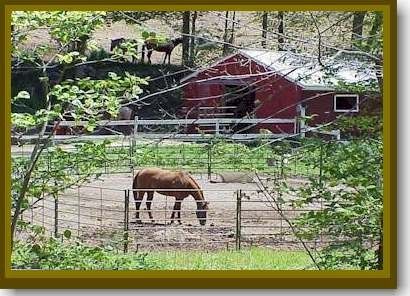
(110, 38, 125, 51)
(196, 201, 209, 226)
(173, 37, 184, 46)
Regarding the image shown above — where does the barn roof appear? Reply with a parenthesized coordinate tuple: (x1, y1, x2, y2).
(181, 49, 378, 91)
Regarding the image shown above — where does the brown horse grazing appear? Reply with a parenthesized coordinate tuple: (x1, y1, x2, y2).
(132, 168, 208, 225)
(141, 37, 183, 64)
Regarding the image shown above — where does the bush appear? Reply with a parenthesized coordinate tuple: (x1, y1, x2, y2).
(12, 233, 158, 270)
(87, 48, 112, 61)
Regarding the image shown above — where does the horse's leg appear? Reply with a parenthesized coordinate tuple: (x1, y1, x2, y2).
(132, 44, 138, 63)
(134, 191, 145, 224)
(170, 201, 182, 225)
(146, 191, 155, 223)
(141, 44, 145, 63)
(168, 50, 172, 64)
(162, 53, 167, 64)
(147, 49, 152, 64)
(176, 201, 182, 224)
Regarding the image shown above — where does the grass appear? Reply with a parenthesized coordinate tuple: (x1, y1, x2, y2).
(13, 140, 321, 178)
(147, 247, 312, 270)
(132, 142, 318, 177)
(13, 236, 312, 270)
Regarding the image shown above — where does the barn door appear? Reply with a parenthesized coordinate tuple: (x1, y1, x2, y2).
(223, 84, 256, 133)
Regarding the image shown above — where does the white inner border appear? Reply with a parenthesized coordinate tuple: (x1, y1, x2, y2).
(333, 94, 359, 112)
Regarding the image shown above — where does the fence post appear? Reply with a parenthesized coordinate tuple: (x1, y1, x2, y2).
(235, 190, 242, 251)
(128, 137, 133, 172)
(54, 194, 59, 238)
(215, 119, 220, 135)
(132, 116, 139, 152)
(280, 155, 285, 178)
(155, 143, 159, 166)
(207, 141, 212, 180)
(319, 144, 324, 186)
(104, 145, 108, 174)
(299, 104, 306, 138)
(123, 189, 130, 253)
(47, 150, 51, 174)
(77, 187, 81, 236)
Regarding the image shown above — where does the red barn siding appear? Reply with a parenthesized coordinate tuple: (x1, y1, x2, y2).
(301, 90, 378, 127)
(181, 52, 381, 136)
(301, 90, 337, 126)
(182, 53, 301, 133)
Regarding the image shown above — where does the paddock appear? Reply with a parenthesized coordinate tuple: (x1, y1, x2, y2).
(14, 136, 341, 254)
(23, 171, 329, 252)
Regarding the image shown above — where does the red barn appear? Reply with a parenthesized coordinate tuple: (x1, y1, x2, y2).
(180, 50, 379, 135)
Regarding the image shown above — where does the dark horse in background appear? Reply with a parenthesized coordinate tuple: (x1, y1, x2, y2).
(141, 37, 183, 64)
(97, 105, 135, 135)
(110, 38, 139, 63)
(132, 168, 209, 225)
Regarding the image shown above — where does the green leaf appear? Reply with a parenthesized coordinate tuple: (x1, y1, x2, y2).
(141, 31, 149, 39)
(63, 229, 72, 239)
(15, 90, 30, 100)
(31, 244, 41, 255)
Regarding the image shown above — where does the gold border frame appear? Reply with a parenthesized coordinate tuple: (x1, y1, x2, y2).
(0, 0, 397, 289)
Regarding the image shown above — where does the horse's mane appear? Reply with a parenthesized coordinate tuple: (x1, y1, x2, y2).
(185, 173, 205, 202)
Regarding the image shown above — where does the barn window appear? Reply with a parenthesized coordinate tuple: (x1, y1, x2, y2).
(334, 94, 359, 112)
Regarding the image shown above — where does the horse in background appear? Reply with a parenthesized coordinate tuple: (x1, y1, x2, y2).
(110, 38, 139, 63)
(141, 37, 183, 64)
(132, 168, 209, 225)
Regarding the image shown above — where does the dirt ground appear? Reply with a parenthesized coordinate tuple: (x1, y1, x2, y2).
(28, 171, 322, 252)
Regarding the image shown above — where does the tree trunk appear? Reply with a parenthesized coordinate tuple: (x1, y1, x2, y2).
(182, 11, 191, 66)
(223, 11, 230, 55)
(262, 12, 268, 48)
(278, 11, 284, 51)
(351, 12, 366, 48)
(188, 11, 198, 66)
(377, 215, 383, 269)
(229, 11, 236, 45)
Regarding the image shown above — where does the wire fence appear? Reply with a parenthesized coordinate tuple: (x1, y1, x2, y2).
(14, 136, 341, 254)
(12, 137, 324, 180)
(23, 184, 334, 253)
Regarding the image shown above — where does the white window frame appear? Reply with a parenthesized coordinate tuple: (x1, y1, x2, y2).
(333, 94, 359, 112)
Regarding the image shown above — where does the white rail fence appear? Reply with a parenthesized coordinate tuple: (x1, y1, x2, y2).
(56, 117, 297, 141)
(14, 117, 340, 142)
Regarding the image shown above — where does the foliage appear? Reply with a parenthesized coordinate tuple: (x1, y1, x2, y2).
(13, 72, 147, 133)
(11, 10, 150, 244)
(87, 48, 112, 61)
(141, 31, 170, 46)
(11, 140, 111, 215)
(291, 138, 383, 270)
(13, 222, 309, 270)
(328, 115, 382, 139)
(12, 11, 106, 63)
(12, 224, 157, 270)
